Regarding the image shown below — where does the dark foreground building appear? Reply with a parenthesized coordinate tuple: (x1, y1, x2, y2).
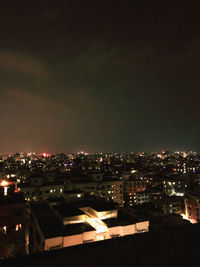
(1, 223, 200, 267)
(0, 181, 27, 259)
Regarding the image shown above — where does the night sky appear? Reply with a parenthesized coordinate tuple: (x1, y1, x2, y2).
(0, 0, 200, 153)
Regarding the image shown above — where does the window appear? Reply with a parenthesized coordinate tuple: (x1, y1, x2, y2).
(15, 224, 22, 231)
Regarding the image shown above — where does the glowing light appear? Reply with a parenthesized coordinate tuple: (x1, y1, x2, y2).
(3, 226, 7, 234)
(4, 187, 8, 196)
(181, 214, 197, 224)
(96, 235, 104, 241)
(80, 207, 108, 233)
(1, 180, 8, 187)
(15, 224, 22, 231)
(86, 217, 108, 233)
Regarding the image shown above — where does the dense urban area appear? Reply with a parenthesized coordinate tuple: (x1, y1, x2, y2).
(1, 150, 200, 262)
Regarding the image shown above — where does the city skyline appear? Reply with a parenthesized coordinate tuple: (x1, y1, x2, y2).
(1, 1, 200, 153)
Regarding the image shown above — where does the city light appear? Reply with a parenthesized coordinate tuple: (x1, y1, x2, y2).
(181, 214, 197, 224)
(1, 180, 8, 187)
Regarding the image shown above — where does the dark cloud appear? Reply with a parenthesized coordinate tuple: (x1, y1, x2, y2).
(0, 51, 48, 78)
(0, 0, 200, 153)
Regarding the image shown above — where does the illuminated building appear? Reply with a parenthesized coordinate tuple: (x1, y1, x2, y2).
(20, 176, 65, 201)
(63, 190, 84, 202)
(133, 192, 150, 205)
(151, 195, 185, 215)
(123, 177, 147, 206)
(0, 181, 27, 259)
(163, 177, 186, 196)
(68, 176, 123, 206)
(30, 199, 149, 253)
(184, 195, 200, 223)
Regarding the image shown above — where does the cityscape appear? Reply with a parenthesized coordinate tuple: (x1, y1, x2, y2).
(1, 150, 200, 265)
(1, 0, 200, 266)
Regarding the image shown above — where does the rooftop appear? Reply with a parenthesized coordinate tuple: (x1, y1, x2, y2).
(54, 204, 85, 218)
(2, 224, 200, 267)
(31, 202, 63, 238)
(31, 199, 118, 238)
(63, 223, 94, 236)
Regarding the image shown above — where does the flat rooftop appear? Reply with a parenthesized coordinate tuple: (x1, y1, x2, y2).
(31, 203, 63, 238)
(54, 204, 85, 218)
(63, 223, 94, 236)
(31, 199, 146, 240)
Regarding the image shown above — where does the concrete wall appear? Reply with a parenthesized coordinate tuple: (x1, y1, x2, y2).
(64, 234, 83, 247)
(108, 226, 122, 237)
(45, 236, 63, 250)
(44, 221, 149, 251)
(135, 221, 149, 232)
(82, 230, 96, 242)
(121, 224, 137, 236)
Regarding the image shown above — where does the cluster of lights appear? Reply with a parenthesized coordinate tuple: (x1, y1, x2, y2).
(181, 214, 197, 224)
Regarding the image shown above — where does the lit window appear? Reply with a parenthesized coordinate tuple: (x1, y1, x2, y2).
(2, 226, 6, 234)
(15, 224, 22, 231)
